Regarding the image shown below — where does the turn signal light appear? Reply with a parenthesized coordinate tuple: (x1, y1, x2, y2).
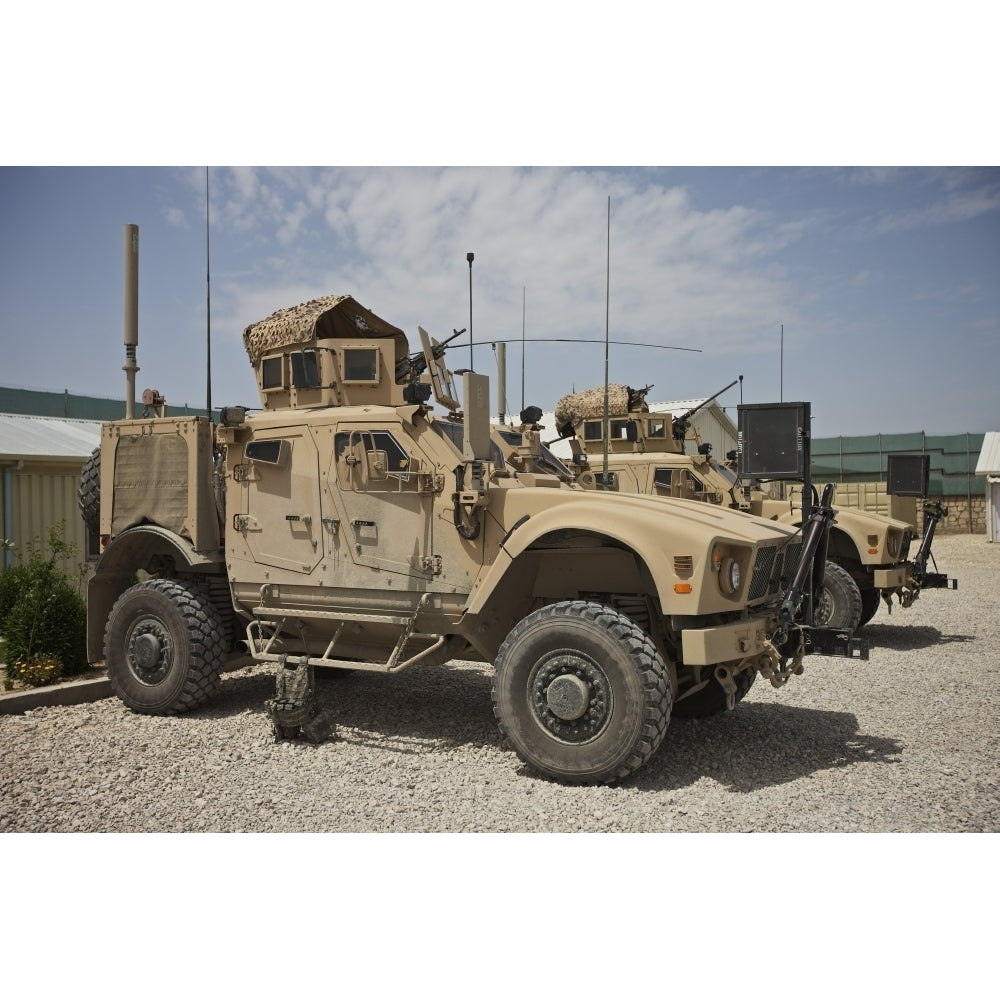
(674, 582, 693, 594)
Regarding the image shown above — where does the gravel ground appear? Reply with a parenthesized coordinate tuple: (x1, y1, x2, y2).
(1, 534, 997, 833)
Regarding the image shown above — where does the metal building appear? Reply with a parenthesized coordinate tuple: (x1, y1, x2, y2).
(975, 431, 1000, 542)
(0, 413, 101, 574)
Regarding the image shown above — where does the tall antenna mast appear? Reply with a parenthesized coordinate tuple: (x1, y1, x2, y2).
(467, 252, 475, 369)
(521, 285, 526, 412)
(602, 195, 611, 485)
(206, 166, 213, 420)
(779, 321, 783, 402)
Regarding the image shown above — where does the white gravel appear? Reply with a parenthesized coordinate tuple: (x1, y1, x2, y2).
(2, 534, 997, 833)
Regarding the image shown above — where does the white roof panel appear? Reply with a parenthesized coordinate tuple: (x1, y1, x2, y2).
(975, 431, 1000, 476)
(0, 412, 102, 461)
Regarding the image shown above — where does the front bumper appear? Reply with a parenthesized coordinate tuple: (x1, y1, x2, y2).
(681, 614, 870, 666)
(681, 615, 774, 665)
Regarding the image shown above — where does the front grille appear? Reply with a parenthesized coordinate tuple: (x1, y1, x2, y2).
(748, 539, 803, 603)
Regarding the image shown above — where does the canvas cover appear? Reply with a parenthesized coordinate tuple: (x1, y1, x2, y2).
(242, 294, 408, 363)
(112, 434, 190, 539)
(554, 384, 632, 429)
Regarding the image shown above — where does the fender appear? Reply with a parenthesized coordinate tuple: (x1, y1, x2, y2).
(87, 525, 225, 663)
(465, 490, 792, 617)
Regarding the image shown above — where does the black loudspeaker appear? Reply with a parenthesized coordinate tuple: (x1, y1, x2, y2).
(737, 402, 810, 480)
(887, 453, 930, 497)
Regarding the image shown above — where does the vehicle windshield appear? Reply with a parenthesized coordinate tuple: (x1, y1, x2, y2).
(710, 461, 738, 486)
(497, 430, 574, 479)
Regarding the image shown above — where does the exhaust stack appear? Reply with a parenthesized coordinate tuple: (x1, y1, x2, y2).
(123, 223, 139, 418)
(496, 341, 507, 424)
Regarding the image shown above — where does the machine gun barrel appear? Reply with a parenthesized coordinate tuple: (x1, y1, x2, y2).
(672, 377, 740, 437)
(398, 327, 467, 381)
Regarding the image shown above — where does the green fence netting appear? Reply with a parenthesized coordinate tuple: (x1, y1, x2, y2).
(811, 432, 985, 497)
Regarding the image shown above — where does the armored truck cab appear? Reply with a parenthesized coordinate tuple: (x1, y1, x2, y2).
(87, 295, 862, 785)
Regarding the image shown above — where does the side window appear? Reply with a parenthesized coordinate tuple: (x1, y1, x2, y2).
(368, 431, 412, 480)
(343, 348, 379, 383)
(646, 418, 667, 439)
(337, 429, 418, 491)
(291, 350, 319, 388)
(653, 468, 672, 488)
(261, 356, 284, 390)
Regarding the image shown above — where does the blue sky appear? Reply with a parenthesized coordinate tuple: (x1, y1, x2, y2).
(2, 6, 997, 438)
(2, 165, 997, 436)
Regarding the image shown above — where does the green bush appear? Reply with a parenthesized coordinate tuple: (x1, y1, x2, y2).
(0, 523, 88, 685)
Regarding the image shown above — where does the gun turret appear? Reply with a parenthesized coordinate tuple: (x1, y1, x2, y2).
(672, 377, 740, 440)
(397, 327, 467, 382)
(628, 384, 654, 410)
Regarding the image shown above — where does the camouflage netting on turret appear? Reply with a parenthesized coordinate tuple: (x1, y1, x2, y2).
(242, 294, 407, 363)
(554, 384, 631, 429)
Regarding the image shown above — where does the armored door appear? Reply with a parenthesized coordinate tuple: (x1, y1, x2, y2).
(238, 429, 324, 574)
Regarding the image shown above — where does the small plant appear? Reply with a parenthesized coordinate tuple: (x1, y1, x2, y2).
(9, 654, 64, 688)
(0, 522, 87, 686)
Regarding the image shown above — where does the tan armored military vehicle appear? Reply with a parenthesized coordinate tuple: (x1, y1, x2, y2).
(84, 295, 864, 785)
(553, 382, 954, 631)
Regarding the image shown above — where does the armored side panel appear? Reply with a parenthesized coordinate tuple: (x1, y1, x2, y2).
(100, 416, 219, 552)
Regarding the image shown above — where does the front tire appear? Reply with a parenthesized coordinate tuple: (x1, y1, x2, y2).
(811, 561, 863, 631)
(105, 578, 224, 714)
(858, 587, 881, 627)
(492, 601, 671, 785)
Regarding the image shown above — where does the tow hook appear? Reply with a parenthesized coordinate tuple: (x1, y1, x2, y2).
(265, 654, 336, 744)
(714, 665, 739, 710)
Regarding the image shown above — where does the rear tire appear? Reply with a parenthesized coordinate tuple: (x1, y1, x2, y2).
(492, 601, 671, 785)
(811, 561, 863, 631)
(105, 578, 224, 714)
(78, 447, 101, 533)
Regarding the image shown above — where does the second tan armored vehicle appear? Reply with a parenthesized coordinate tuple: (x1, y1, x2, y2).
(83, 295, 864, 786)
(553, 383, 954, 631)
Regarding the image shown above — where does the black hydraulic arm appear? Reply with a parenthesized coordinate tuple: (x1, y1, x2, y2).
(912, 500, 958, 590)
(773, 482, 869, 660)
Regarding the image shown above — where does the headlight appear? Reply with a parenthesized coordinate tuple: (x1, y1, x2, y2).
(721, 557, 741, 594)
(887, 531, 901, 558)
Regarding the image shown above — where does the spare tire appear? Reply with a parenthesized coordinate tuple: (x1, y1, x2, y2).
(78, 447, 101, 533)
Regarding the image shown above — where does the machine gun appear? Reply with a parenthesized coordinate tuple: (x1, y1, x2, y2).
(628, 384, 654, 410)
(672, 377, 740, 441)
(396, 327, 466, 383)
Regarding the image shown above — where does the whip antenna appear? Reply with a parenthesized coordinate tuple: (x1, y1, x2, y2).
(603, 196, 611, 485)
(206, 166, 212, 420)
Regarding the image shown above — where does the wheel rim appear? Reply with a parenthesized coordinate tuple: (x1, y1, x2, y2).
(124, 613, 175, 686)
(528, 650, 613, 744)
(814, 586, 834, 626)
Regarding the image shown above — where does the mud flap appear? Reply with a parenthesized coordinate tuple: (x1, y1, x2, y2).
(265, 654, 336, 744)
